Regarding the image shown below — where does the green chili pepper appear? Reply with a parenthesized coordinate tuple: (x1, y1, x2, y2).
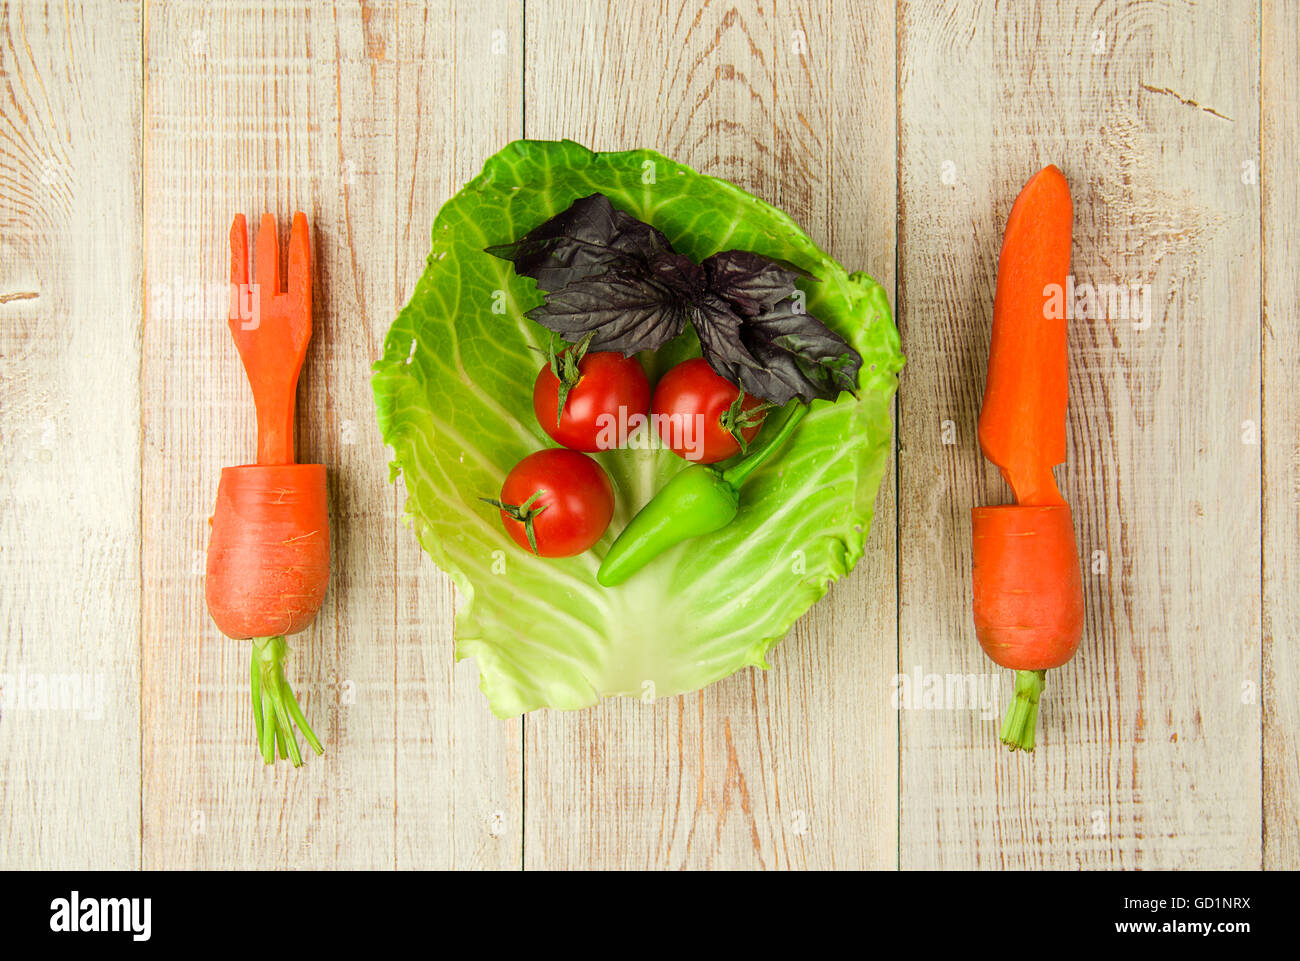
(596, 403, 809, 587)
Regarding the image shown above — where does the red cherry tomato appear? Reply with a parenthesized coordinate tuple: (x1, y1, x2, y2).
(534, 351, 650, 452)
(651, 358, 767, 463)
(494, 449, 614, 557)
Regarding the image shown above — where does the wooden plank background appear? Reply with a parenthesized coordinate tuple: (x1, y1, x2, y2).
(1262, 0, 1299, 869)
(0, 0, 1293, 869)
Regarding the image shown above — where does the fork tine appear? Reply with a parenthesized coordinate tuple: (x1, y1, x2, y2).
(228, 214, 248, 324)
(255, 212, 281, 317)
(287, 211, 311, 324)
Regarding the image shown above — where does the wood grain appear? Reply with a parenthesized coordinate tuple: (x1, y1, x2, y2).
(1261, 0, 1299, 870)
(0, 0, 143, 869)
(520, 0, 899, 869)
(897, 0, 1262, 868)
(139, 0, 520, 869)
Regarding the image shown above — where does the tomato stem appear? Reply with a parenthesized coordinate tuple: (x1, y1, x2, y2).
(721, 402, 808, 488)
(548, 331, 594, 425)
(718, 391, 773, 455)
(481, 490, 549, 554)
(999, 669, 1046, 752)
(250, 636, 324, 767)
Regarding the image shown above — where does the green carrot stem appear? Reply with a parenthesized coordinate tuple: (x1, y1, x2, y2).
(249, 635, 324, 768)
(258, 680, 276, 763)
(250, 653, 265, 744)
(999, 669, 1046, 752)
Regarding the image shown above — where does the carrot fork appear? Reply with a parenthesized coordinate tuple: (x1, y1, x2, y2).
(227, 212, 312, 466)
(209, 211, 328, 767)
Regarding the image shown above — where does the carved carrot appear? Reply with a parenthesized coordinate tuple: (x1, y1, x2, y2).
(205, 213, 329, 767)
(972, 166, 1085, 752)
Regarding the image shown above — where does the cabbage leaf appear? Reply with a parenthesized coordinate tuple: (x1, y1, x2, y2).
(373, 140, 903, 717)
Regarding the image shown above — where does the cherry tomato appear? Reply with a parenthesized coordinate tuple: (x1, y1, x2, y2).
(651, 358, 767, 463)
(493, 449, 615, 557)
(534, 350, 650, 452)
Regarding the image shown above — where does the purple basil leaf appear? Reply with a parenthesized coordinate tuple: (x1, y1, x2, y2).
(738, 298, 862, 403)
(489, 193, 860, 402)
(485, 193, 674, 292)
(702, 249, 812, 318)
(647, 248, 708, 300)
(695, 293, 860, 405)
(526, 261, 690, 354)
(691, 293, 767, 385)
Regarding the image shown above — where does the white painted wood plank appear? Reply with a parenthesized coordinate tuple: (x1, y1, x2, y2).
(1261, 0, 1299, 871)
(391, 0, 525, 870)
(0, 0, 143, 869)
(897, 0, 1262, 868)
(521, 0, 899, 870)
